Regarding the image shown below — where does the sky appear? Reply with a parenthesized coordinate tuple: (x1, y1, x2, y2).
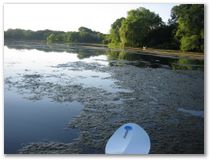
(4, 3, 177, 34)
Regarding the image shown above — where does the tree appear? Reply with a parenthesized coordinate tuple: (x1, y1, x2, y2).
(65, 32, 80, 43)
(119, 7, 163, 48)
(145, 23, 179, 49)
(4, 29, 55, 41)
(109, 17, 125, 47)
(5, 27, 107, 44)
(171, 4, 204, 52)
(47, 33, 56, 43)
(47, 33, 65, 43)
(78, 26, 104, 43)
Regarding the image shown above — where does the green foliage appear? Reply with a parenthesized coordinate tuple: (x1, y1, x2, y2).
(172, 4, 204, 52)
(180, 35, 199, 51)
(108, 5, 204, 52)
(47, 33, 56, 43)
(5, 27, 107, 44)
(47, 33, 65, 43)
(109, 7, 171, 49)
(102, 34, 111, 45)
(47, 27, 106, 44)
(65, 32, 80, 43)
(4, 29, 63, 41)
(109, 17, 125, 48)
(78, 27, 104, 43)
(50, 27, 107, 43)
(119, 7, 163, 48)
(5, 4, 204, 52)
(145, 24, 179, 49)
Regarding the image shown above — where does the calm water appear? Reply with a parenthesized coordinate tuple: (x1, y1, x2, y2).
(5, 90, 83, 153)
(4, 41, 204, 154)
(4, 42, 128, 154)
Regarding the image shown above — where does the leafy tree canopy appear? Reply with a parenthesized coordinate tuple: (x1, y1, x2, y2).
(119, 7, 163, 48)
(171, 4, 204, 52)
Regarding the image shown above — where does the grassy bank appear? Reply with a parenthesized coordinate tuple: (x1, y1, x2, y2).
(62, 42, 204, 60)
(125, 47, 204, 60)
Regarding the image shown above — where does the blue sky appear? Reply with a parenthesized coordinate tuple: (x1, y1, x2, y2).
(4, 3, 177, 33)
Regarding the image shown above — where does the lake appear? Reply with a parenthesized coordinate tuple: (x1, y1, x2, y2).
(4, 41, 204, 154)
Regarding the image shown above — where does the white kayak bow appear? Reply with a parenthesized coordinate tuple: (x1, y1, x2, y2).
(105, 123, 151, 154)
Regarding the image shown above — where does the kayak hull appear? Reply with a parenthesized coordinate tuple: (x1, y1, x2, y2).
(105, 123, 151, 154)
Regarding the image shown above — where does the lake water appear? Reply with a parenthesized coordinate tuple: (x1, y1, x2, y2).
(4, 41, 204, 154)
(4, 42, 130, 153)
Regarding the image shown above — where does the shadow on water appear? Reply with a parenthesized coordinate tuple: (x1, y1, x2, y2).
(106, 50, 204, 70)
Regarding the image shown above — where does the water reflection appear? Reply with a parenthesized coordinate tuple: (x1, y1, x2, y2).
(5, 40, 107, 59)
(172, 58, 204, 70)
(4, 41, 204, 154)
(4, 42, 133, 153)
(5, 40, 204, 70)
(106, 50, 204, 70)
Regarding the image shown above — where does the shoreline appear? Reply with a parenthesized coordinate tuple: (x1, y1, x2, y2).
(4, 40, 204, 61)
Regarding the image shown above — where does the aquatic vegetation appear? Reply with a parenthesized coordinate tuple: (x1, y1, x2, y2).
(4, 43, 204, 154)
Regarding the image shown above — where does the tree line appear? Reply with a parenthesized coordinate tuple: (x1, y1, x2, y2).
(4, 27, 108, 44)
(47, 27, 109, 44)
(4, 4, 204, 52)
(109, 4, 204, 52)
